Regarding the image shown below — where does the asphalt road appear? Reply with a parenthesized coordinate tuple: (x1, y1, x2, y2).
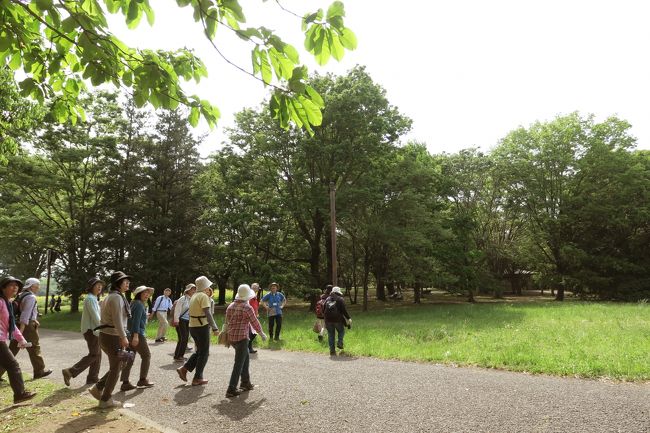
(19, 329, 650, 433)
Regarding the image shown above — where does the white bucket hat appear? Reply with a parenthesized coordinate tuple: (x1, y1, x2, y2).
(132, 285, 153, 297)
(195, 276, 213, 292)
(331, 286, 343, 296)
(235, 284, 256, 301)
(23, 277, 40, 289)
(184, 283, 196, 293)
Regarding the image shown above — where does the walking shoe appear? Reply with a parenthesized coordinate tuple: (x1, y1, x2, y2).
(176, 366, 188, 382)
(337, 342, 344, 350)
(120, 382, 137, 391)
(154, 338, 163, 343)
(33, 369, 52, 380)
(330, 351, 337, 356)
(318, 335, 323, 342)
(98, 399, 121, 409)
(86, 378, 99, 385)
(192, 379, 208, 386)
(88, 385, 102, 401)
(13, 391, 37, 404)
(173, 357, 186, 362)
(248, 349, 257, 354)
(225, 387, 240, 398)
(239, 382, 255, 391)
(136, 379, 155, 388)
(185, 346, 193, 352)
(62, 368, 72, 386)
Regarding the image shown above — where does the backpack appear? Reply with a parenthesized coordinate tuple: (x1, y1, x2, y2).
(12, 291, 31, 320)
(315, 298, 326, 318)
(323, 297, 341, 321)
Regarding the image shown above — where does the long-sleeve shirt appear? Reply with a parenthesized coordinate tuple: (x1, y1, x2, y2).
(152, 295, 172, 313)
(324, 294, 351, 325)
(18, 292, 38, 325)
(226, 300, 264, 343)
(80, 294, 101, 336)
(127, 300, 147, 336)
(0, 299, 26, 343)
(99, 291, 129, 338)
(261, 292, 285, 317)
(173, 295, 191, 323)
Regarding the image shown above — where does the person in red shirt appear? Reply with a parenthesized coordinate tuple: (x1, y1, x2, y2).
(247, 283, 261, 353)
(225, 284, 267, 398)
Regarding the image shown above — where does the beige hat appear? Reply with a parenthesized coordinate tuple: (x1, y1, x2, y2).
(235, 284, 255, 301)
(132, 285, 153, 297)
(195, 276, 213, 292)
(184, 283, 196, 293)
(331, 286, 343, 296)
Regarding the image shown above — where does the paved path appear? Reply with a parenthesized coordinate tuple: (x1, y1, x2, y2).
(22, 329, 650, 432)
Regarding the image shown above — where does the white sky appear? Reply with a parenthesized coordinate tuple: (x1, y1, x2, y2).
(108, 0, 650, 157)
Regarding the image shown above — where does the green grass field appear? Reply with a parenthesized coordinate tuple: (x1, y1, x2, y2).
(38, 298, 650, 381)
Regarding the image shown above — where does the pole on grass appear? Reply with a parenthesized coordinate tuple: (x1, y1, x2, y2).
(44, 248, 52, 315)
(330, 181, 337, 286)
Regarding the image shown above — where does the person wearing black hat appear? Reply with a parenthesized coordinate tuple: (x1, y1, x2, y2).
(88, 271, 132, 409)
(62, 277, 105, 387)
(0, 276, 37, 404)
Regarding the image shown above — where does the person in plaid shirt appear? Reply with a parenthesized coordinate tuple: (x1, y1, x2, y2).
(225, 284, 267, 398)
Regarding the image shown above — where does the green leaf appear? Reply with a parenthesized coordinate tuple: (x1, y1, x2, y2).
(329, 32, 344, 61)
(8, 52, 21, 70)
(305, 85, 324, 107)
(259, 50, 272, 85)
(283, 44, 299, 64)
(339, 27, 357, 50)
(326, 1, 345, 20)
(299, 95, 322, 126)
(189, 106, 200, 127)
(34, 0, 53, 11)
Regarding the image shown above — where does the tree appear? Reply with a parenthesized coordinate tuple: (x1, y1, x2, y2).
(0, 0, 356, 145)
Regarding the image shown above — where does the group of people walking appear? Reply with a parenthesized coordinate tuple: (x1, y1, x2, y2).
(0, 271, 353, 407)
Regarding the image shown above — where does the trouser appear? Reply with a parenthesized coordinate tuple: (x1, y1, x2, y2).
(248, 329, 257, 352)
(120, 333, 151, 383)
(0, 341, 25, 398)
(96, 333, 123, 402)
(268, 315, 282, 340)
(326, 322, 345, 353)
(0, 321, 46, 377)
(229, 339, 250, 389)
(155, 311, 169, 340)
(184, 325, 210, 380)
(174, 319, 189, 359)
(67, 330, 101, 382)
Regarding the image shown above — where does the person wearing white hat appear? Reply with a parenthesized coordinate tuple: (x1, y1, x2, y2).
(120, 285, 155, 391)
(176, 276, 219, 386)
(225, 284, 267, 398)
(0, 277, 51, 380)
(323, 286, 352, 356)
(172, 283, 196, 361)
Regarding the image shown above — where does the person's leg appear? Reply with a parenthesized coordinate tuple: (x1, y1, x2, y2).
(138, 336, 151, 381)
(156, 312, 167, 340)
(228, 340, 248, 389)
(268, 316, 275, 339)
(184, 327, 201, 373)
(336, 323, 345, 349)
(119, 336, 135, 384)
(99, 334, 122, 402)
(326, 323, 336, 354)
(318, 319, 326, 338)
(193, 326, 210, 380)
(0, 341, 25, 399)
(240, 342, 251, 385)
(22, 322, 46, 374)
(176, 320, 189, 358)
(274, 315, 282, 340)
(86, 332, 101, 383)
(68, 330, 100, 379)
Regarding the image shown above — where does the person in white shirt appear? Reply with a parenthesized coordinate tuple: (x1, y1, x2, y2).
(62, 277, 104, 386)
(172, 284, 196, 361)
(150, 288, 173, 342)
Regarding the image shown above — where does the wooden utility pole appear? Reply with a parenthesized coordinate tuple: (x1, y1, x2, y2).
(44, 249, 52, 315)
(330, 182, 337, 285)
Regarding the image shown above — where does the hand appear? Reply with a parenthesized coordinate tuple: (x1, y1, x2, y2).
(261, 333, 268, 342)
(33, 320, 40, 328)
(131, 335, 139, 348)
(212, 328, 219, 336)
(17, 340, 32, 349)
(120, 337, 129, 349)
(172, 321, 178, 327)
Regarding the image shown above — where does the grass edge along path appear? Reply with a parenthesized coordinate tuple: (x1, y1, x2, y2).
(40, 300, 650, 382)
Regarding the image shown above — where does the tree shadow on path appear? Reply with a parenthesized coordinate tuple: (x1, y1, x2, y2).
(213, 392, 267, 421)
(173, 384, 213, 406)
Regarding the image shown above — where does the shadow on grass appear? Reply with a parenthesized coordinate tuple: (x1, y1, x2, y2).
(173, 384, 213, 406)
(265, 340, 286, 351)
(54, 407, 111, 433)
(213, 392, 266, 421)
(36, 386, 75, 408)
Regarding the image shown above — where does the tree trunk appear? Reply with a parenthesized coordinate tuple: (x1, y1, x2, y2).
(216, 275, 229, 305)
(413, 282, 421, 304)
(376, 277, 386, 301)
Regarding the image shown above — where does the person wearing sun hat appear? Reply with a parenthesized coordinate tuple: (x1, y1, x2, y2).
(88, 271, 132, 409)
(176, 276, 219, 386)
(225, 284, 267, 398)
(0, 276, 37, 404)
(119, 285, 155, 391)
(324, 286, 352, 356)
(62, 276, 105, 387)
(172, 283, 196, 362)
(261, 282, 286, 341)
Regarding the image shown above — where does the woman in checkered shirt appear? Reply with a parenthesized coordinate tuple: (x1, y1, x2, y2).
(225, 284, 267, 398)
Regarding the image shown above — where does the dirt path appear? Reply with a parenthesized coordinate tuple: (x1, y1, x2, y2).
(24, 329, 650, 433)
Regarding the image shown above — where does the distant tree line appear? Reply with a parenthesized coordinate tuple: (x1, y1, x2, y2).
(1, 66, 648, 311)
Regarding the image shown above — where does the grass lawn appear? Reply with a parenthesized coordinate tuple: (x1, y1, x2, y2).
(39, 297, 650, 381)
(0, 375, 158, 432)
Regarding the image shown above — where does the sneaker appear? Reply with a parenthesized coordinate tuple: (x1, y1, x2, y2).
(192, 379, 208, 386)
(239, 382, 255, 391)
(154, 338, 163, 343)
(98, 399, 121, 409)
(120, 382, 137, 391)
(13, 391, 37, 404)
(248, 349, 257, 354)
(176, 366, 188, 382)
(88, 385, 102, 401)
(318, 335, 323, 342)
(225, 387, 240, 398)
(62, 368, 72, 387)
(33, 369, 52, 380)
(136, 379, 155, 388)
(336, 342, 344, 350)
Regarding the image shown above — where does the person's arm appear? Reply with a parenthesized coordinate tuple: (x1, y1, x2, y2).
(110, 296, 127, 339)
(203, 307, 219, 334)
(172, 299, 181, 324)
(247, 306, 266, 339)
(89, 297, 101, 330)
(261, 293, 270, 310)
(339, 298, 351, 320)
(19, 295, 36, 330)
(280, 293, 287, 308)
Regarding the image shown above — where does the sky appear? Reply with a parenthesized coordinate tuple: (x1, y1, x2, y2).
(108, 0, 650, 157)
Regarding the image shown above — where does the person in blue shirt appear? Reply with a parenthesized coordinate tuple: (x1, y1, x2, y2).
(120, 286, 155, 391)
(261, 282, 286, 341)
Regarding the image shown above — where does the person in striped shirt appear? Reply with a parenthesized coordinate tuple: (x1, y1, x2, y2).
(225, 284, 267, 398)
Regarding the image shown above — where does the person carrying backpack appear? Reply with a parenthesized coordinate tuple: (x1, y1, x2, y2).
(314, 285, 333, 342)
(323, 286, 352, 356)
